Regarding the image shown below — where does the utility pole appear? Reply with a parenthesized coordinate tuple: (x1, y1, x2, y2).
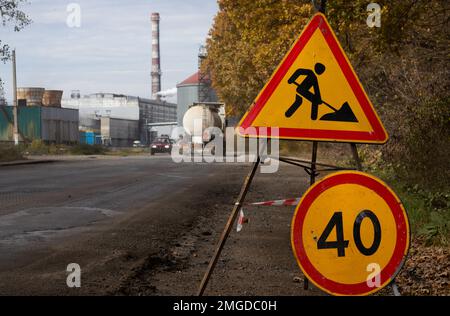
(12, 49, 19, 146)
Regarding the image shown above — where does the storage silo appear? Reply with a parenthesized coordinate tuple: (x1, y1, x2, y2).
(177, 72, 200, 126)
(177, 72, 218, 126)
(17, 87, 45, 106)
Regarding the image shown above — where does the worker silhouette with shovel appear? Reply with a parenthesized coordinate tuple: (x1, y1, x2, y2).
(285, 63, 358, 123)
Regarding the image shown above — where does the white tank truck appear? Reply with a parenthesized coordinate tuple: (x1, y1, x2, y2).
(181, 102, 226, 155)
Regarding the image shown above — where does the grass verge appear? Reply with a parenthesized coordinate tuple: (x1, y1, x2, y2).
(367, 165, 449, 246)
(70, 144, 109, 155)
(281, 142, 449, 246)
(0, 144, 24, 162)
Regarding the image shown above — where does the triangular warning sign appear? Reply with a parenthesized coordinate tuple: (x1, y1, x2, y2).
(238, 13, 388, 144)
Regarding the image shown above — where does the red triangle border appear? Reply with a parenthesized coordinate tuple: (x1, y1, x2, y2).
(239, 13, 388, 144)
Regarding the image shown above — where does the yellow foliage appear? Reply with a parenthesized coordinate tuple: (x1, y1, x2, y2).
(205, 0, 313, 116)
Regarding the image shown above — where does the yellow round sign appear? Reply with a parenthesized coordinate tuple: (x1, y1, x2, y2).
(291, 171, 410, 296)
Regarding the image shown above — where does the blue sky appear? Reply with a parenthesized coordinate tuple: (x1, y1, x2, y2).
(0, 0, 218, 102)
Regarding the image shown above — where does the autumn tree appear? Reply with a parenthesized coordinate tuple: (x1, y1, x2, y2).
(205, 0, 313, 116)
(326, 0, 449, 187)
(205, 0, 449, 188)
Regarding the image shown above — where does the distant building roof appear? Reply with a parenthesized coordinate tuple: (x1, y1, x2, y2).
(178, 72, 200, 86)
(63, 92, 175, 107)
(178, 72, 213, 87)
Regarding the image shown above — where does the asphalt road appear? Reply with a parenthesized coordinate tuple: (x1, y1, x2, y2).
(0, 156, 251, 294)
(0, 155, 441, 297)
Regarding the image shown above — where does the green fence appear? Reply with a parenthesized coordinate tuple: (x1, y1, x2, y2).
(0, 106, 42, 142)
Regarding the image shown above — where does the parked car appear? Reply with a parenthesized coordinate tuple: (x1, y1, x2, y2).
(133, 140, 144, 148)
(150, 137, 172, 155)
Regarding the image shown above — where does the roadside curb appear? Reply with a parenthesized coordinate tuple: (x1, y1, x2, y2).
(0, 160, 57, 167)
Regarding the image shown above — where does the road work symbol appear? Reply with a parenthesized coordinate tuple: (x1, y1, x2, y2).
(286, 63, 358, 123)
(238, 13, 388, 144)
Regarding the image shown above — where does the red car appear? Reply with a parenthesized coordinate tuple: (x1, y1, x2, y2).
(150, 137, 173, 155)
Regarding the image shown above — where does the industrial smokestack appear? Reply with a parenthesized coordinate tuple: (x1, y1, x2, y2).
(151, 12, 161, 100)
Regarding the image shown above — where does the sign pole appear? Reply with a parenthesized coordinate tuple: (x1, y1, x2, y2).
(310, 142, 318, 184)
(12, 49, 19, 146)
(303, 141, 318, 290)
(303, 0, 327, 292)
(351, 143, 363, 171)
(197, 155, 262, 296)
(313, 0, 327, 14)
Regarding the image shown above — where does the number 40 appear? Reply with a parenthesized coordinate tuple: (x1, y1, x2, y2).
(317, 211, 382, 257)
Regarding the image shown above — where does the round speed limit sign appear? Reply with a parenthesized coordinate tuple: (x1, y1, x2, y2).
(291, 171, 410, 296)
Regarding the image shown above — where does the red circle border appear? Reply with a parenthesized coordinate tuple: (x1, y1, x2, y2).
(291, 172, 410, 296)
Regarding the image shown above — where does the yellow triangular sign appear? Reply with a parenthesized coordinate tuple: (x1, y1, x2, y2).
(238, 13, 388, 144)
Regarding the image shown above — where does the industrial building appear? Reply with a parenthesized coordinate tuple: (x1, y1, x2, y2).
(61, 12, 179, 147)
(62, 93, 177, 146)
(56, 12, 178, 147)
(1, 11, 195, 147)
(101, 117, 139, 148)
(0, 87, 79, 144)
(0, 106, 79, 144)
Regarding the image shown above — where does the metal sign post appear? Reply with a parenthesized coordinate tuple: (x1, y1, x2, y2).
(12, 50, 19, 146)
(304, 141, 318, 290)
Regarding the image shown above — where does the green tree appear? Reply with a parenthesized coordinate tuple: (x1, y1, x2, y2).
(0, 0, 32, 99)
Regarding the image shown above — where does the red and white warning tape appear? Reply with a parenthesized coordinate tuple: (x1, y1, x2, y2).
(249, 198, 301, 207)
(237, 209, 245, 232)
(236, 197, 300, 232)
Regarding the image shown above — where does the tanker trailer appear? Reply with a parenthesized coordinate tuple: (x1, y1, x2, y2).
(182, 103, 225, 155)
